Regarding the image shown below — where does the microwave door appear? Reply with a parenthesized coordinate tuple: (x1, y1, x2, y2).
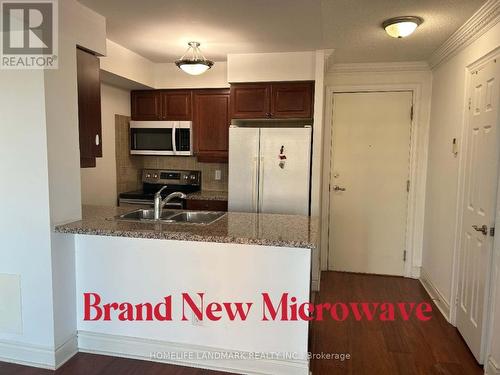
(174, 121, 193, 156)
(130, 127, 175, 155)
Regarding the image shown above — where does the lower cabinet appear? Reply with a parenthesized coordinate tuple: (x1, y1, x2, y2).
(185, 199, 228, 212)
(193, 89, 230, 163)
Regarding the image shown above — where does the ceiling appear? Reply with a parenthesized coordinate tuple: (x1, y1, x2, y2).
(79, 0, 486, 63)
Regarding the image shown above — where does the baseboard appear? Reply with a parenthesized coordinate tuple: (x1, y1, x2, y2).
(411, 266, 421, 279)
(419, 268, 451, 321)
(55, 335, 78, 368)
(486, 356, 500, 375)
(0, 334, 77, 370)
(78, 331, 309, 375)
(0, 339, 56, 369)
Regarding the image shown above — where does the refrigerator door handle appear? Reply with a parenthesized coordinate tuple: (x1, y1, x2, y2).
(258, 156, 265, 212)
(252, 156, 258, 211)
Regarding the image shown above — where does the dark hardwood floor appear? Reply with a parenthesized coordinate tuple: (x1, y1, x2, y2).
(0, 272, 483, 375)
(311, 272, 484, 375)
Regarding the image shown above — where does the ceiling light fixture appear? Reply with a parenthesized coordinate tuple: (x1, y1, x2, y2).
(382, 16, 423, 38)
(175, 42, 214, 75)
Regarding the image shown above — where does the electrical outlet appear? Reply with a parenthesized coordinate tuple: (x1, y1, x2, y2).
(215, 169, 221, 181)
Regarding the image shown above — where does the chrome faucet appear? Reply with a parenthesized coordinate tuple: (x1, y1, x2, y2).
(153, 186, 187, 220)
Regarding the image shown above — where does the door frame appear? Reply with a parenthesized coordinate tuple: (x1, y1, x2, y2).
(450, 47, 500, 363)
(321, 83, 427, 278)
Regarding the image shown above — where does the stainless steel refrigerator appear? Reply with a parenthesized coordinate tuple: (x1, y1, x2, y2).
(228, 126, 312, 215)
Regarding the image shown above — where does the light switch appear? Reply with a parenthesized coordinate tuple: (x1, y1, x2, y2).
(215, 170, 221, 181)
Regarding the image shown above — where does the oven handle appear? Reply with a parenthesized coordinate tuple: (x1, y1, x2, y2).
(172, 122, 177, 155)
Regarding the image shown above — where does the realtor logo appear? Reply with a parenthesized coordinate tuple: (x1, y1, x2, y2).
(1, 0, 58, 69)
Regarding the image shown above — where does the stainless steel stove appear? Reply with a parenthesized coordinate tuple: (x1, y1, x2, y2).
(118, 169, 201, 209)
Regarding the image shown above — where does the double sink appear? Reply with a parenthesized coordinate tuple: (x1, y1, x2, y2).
(116, 209, 225, 225)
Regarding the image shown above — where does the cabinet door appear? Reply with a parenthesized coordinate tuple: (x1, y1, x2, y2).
(230, 83, 270, 119)
(131, 91, 160, 120)
(193, 89, 230, 162)
(185, 199, 228, 212)
(161, 90, 192, 120)
(271, 82, 314, 118)
(76, 47, 102, 167)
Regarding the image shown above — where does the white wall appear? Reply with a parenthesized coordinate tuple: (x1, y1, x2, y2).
(0, 70, 56, 353)
(422, 22, 500, 319)
(227, 52, 315, 82)
(81, 84, 131, 206)
(322, 66, 433, 276)
(0, 0, 106, 368)
(154, 62, 229, 88)
(100, 40, 155, 88)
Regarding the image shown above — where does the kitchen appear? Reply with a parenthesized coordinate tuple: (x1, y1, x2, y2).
(2, 1, 500, 375)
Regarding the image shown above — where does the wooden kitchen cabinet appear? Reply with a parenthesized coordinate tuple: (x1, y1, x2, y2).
(230, 81, 314, 119)
(193, 89, 230, 162)
(185, 199, 228, 212)
(230, 83, 270, 119)
(131, 91, 160, 120)
(76, 47, 102, 168)
(161, 90, 192, 120)
(271, 82, 314, 118)
(131, 90, 192, 120)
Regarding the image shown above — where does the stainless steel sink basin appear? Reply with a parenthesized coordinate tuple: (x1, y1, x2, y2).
(167, 211, 225, 225)
(116, 209, 179, 223)
(115, 209, 225, 225)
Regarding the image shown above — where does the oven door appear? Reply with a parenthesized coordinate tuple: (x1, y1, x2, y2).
(130, 121, 175, 155)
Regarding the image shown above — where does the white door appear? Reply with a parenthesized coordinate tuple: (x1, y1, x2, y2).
(328, 91, 413, 275)
(457, 58, 500, 363)
(228, 127, 260, 212)
(259, 128, 311, 215)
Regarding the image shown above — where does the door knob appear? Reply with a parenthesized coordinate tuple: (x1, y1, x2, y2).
(472, 225, 488, 235)
(333, 185, 346, 192)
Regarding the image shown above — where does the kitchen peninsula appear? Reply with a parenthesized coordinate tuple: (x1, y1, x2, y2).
(54, 206, 317, 375)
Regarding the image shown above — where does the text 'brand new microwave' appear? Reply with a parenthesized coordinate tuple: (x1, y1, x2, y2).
(130, 121, 193, 156)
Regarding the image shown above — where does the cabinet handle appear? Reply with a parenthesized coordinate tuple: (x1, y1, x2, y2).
(95, 134, 100, 146)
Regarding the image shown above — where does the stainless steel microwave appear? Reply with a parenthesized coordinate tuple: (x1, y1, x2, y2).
(130, 121, 193, 156)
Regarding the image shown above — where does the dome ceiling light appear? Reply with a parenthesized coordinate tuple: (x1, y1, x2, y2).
(175, 42, 214, 75)
(382, 16, 423, 38)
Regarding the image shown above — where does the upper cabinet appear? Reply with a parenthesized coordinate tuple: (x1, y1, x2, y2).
(131, 91, 160, 121)
(131, 90, 192, 121)
(161, 90, 192, 120)
(230, 83, 270, 119)
(76, 47, 102, 168)
(193, 89, 231, 163)
(230, 81, 314, 119)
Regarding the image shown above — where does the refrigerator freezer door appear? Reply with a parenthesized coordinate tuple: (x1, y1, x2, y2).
(259, 128, 311, 215)
(228, 127, 260, 212)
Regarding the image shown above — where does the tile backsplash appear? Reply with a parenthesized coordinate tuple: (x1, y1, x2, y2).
(115, 115, 228, 195)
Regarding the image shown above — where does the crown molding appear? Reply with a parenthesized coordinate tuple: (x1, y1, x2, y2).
(329, 61, 430, 74)
(429, 0, 500, 69)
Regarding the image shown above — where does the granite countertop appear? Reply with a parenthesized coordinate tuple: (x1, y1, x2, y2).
(54, 205, 318, 249)
(185, 190, 228, 201)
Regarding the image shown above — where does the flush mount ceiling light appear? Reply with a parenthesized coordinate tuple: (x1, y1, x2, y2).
(175, 42, 214, 75)
(382, 16, 423, 38)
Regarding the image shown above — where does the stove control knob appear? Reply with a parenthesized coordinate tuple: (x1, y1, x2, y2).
(190, 175, 197, 180)
(153, 174, 158, 179)
(183, 175, 189, 180)
(146, 173, 151, 178)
